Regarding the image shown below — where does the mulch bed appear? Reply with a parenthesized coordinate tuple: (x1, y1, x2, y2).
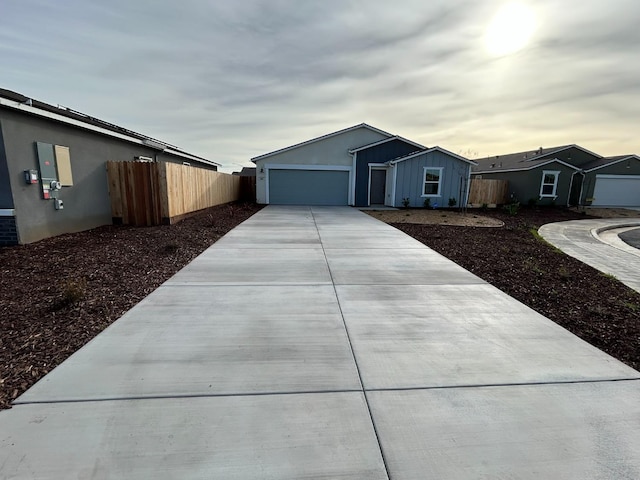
(0, 202, 262, 410)
(392, 207, 640, 373)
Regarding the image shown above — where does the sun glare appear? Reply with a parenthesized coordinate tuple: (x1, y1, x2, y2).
(485, 3, 536, 57)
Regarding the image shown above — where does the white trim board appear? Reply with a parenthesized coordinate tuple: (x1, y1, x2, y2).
(0, 209, 16, 216)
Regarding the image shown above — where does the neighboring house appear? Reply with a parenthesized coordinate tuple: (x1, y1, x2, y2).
(232, 167, 256, 177)
(0, 88, 220, 245)
(472, 145, 640, 207)
(252, 123, 476, 207)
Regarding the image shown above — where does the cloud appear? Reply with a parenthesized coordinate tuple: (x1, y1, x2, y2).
(1, 0, 640, 169)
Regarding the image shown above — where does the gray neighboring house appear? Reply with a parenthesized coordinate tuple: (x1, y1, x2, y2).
(252, 123, 476, 208)
(0, 88, 220, 245)
(472, 145, 640, 207)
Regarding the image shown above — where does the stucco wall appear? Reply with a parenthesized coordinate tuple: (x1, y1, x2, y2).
(394, 151, 471, 208)
(1, 108, 182, 243)
(253, 127, 389, 204)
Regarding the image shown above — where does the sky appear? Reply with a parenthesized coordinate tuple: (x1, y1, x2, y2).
(1, 0, 640, 172)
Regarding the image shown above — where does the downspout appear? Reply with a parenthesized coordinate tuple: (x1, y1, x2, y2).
(465, 165, 472, 210)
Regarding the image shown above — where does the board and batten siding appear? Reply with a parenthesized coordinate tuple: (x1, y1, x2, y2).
(394, 150, 471, 208)
(354, 139, 422, 207)
(254, 126, 389, 204)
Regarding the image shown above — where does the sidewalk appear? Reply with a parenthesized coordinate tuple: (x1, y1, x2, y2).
(539, 218, 640, 293)
(1, 206, 639, 479)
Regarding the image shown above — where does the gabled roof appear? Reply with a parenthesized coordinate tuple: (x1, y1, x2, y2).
(348, 135, 426, 153)
(0, 88, 220, 167)
(583, 155, 640, 172)
(251, 123, 394, 162)
(389, 146, 478, 166)
(472, 144, 601, 173)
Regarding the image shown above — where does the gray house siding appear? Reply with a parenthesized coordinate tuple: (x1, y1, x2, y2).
(476, 162, 577, 205)
(582, 158, 640, 204)
(0, 108, 208, 244)
(254, 126, 389, 204)
(394, 151, 470, 208)
(354, 139, 422, 207)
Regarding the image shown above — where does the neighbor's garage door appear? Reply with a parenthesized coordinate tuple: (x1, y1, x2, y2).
(592, 175, 640, 207)
(268, 169, 349, 205)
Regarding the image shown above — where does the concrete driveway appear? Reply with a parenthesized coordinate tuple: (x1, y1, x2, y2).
(2, 206, 639, 479)
(539, 218, 640, 293)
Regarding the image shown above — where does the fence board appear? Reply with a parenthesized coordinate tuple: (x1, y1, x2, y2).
(468, 178, 509, 206)
(106, 161, 242, 226)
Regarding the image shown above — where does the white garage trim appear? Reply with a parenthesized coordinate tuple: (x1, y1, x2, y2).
(264, 164, 353, 204)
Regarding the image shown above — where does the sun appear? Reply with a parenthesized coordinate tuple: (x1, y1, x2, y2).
(485, 3, 536, 57)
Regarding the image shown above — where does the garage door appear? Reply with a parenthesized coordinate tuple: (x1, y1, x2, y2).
(268, 169, 350, 205)
(592, 175, 640, 207)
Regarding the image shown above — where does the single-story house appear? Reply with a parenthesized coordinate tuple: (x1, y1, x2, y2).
(251, 123, 476, 208)
(472, 145, 640, 207)
(0, 88, 220, 245)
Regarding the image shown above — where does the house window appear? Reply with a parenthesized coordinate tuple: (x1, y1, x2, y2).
(539, 170, 560, 197)
(422, 167, 443, 197)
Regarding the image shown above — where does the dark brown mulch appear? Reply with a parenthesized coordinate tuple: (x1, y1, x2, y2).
(0, 202, 262, 410)
(392, 207, 640, 372)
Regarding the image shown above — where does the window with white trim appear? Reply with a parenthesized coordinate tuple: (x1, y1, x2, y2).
(539, 170, 560, 198)
(422, 167, 443, 197)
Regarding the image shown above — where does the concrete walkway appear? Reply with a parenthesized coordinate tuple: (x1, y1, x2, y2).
(1, 206, 639, 479)
(539, 218, 640, 293)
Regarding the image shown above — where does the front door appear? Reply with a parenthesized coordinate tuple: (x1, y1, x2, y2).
(370, 169, 387, 205)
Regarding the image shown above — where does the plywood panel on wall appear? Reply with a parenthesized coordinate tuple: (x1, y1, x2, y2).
(54, 145, 74, 186)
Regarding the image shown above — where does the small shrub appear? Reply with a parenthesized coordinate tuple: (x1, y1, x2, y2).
(448, 197, 457, 208)
(402, 197, 410, 208)
(53, 278, 87, 310)
(527, 197, 538, 207)
(423, 198, 431, 209)
(480, 203, 488, 212)
(504, 201, 520, 216)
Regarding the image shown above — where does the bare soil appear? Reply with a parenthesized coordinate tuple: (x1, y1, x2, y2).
(366, 209, 504, 227)
(0, 202, 262, 410)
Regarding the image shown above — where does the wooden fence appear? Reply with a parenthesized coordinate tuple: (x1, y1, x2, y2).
(106, 161, 242, 226)
(468, 178, 509, 206)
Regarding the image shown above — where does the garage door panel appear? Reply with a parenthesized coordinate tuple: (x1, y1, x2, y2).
(592, 176, 640, 207)
(269, 169, 349, 205)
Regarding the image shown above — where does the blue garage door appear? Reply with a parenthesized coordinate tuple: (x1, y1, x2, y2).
(269, 169, 349, 205)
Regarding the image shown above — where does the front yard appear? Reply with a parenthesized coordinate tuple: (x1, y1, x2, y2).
(1, 204, 638, 410)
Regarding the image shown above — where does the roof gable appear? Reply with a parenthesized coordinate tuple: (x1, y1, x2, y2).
(390, 146, 478, 166)
(473, 144, 600, 173)
(251, 123, 394, 162)
(583, 155, 640, 172)
(348, 135, 426, 153)
(474, 157, 581, 174)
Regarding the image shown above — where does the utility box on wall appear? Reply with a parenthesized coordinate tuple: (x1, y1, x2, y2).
(35, 142, 58, 199)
